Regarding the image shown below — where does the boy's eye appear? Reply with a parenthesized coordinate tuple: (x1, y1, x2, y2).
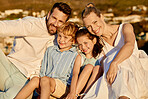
(58, 34, 61, 37)
(64, 36, 68, 39)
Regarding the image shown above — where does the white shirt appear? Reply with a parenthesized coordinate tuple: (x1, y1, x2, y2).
(0, 16, 56, 78)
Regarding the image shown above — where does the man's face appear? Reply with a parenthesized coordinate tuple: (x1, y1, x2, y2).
(47, 8, 68, 35)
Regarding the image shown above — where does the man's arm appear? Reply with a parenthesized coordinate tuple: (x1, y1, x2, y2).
(0, 16, 47, 37)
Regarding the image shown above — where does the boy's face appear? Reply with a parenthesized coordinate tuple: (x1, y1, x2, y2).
(57, 32, 74, 52)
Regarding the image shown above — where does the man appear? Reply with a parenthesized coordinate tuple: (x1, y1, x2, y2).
(0, 2, 71, 99)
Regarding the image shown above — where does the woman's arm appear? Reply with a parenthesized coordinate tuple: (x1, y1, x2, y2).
(66, 54, 81, 99)
(112, 23, 135, 65)
(107, 23, 135, 85)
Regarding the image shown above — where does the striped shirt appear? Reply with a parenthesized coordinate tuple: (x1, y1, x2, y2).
(40, 45, 78, 85)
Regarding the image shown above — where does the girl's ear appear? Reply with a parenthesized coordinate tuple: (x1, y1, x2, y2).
(92, 38, 97, 44)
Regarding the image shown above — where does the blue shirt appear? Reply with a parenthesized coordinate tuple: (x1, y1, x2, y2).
(40, 45, 78, 85)
(80, 53, 100, 67)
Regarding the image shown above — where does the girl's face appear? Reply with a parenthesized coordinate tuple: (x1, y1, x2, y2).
(77, 35, 96, 56)
(83, 12, 105, 37)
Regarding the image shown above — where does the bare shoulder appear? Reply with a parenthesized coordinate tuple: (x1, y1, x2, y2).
(123, 23, 132, 27)
(122, 23, 134, 33)
(122, 23, 135, 43)
(76, 54, 82, 60)
(73, 54, 82, 70)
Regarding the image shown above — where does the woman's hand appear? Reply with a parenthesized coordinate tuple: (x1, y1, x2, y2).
(66, 92, 77, 99)
(106, 61, 118, 85)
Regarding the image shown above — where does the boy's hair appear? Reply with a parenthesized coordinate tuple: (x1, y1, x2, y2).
(76, 28, 103, 58)
(57, 22, 79, 40)
(82, 3, 101, 19)
(50, 2, 72, 20)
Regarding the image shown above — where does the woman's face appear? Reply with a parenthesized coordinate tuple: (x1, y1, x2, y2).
(83, 12, 105, 37)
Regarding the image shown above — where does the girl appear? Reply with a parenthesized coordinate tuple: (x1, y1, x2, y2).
(66, 28, 104, 99)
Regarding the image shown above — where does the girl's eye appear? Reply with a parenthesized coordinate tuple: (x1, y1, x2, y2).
(86, 25, 91, 29)
(78, 44, 82, 48)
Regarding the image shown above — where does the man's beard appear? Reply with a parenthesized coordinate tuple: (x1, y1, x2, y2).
(47, 23, 57, 35)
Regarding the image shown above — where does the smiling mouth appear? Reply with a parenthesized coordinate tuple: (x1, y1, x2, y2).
(93, 26, 101, 34)
(83, 49, 88, 52)
(59, 42, 65, 46)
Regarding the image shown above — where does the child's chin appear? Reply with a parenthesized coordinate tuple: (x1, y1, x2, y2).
(59, 44, 64, 47)
(82, 52, 86, 54)
(59, 45, 66, 49)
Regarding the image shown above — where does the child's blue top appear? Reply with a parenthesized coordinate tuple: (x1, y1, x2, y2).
(40, 45, 78, 85)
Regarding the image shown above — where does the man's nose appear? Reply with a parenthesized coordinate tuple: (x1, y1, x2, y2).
(91, 24, 97, 33)
(53, 20, 58, 27)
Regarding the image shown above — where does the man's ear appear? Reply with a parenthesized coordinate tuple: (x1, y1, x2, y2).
(100, 14, 104, 20)
(93, 38, 97, 44)
(47, 11, 51, 20)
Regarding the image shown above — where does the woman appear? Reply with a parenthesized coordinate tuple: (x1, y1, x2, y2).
(82, 3, 148, 99)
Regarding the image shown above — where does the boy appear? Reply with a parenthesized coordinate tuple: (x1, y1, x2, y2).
(15, 22, 78, 99)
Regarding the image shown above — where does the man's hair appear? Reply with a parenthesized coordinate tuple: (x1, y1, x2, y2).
(50, 2, 72, 20)
(57, 22, 79, 40)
